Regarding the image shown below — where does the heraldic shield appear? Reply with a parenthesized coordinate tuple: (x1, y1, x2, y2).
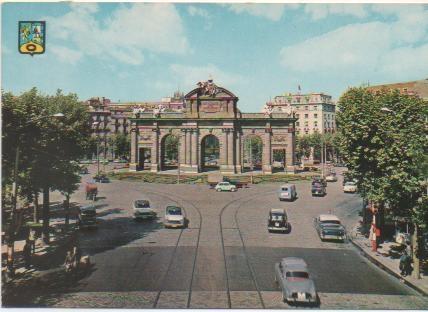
(19, 21, 45, 55)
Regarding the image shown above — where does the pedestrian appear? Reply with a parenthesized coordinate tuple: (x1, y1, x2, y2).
(28, 228, 36, 254)
(399, 251, 412, 276)
(23, 240, 32, 269)
(64, 250, 74, 273)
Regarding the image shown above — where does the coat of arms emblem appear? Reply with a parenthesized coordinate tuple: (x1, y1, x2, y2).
(19, 21, 45, 55)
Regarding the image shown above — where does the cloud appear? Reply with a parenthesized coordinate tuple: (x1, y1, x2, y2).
(304, 4, 368, 20)
(169, 64, 246, 91)
(50, 46, 83, 64)
(187, 5, 212, 30)
(47, 3, 189, 65)
(279, 4, 428, 85)
(226, 4, 297, 21)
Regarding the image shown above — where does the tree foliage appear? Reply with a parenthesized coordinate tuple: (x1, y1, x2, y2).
(336, 87, 427, 227)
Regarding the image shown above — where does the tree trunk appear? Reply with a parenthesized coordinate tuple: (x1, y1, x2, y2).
(33, 192, 39, 223)
(412, 224, 420, 279)
(64, 194, 70, 229)
(42, 187, 50, 244)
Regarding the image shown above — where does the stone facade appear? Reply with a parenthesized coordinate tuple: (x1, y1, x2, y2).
(129, 80, 297, 174)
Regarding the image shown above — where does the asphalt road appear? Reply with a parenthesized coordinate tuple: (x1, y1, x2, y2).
(5, 166, 428, 309)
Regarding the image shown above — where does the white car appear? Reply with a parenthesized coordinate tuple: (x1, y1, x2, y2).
(215, 182, 237, 192)
(343, 181, 358, 193)
(133, 200, 157, 220)
(164, 206, 186, 228)
(325, 173, 338, 182)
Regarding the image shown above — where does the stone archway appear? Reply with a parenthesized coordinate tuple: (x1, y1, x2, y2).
(160, 134, 179, 171)
(200, 134, 220, 172)
(243, 135, 263, 172)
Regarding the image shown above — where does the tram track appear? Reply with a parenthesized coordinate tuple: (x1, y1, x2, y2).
(141, 189, 202, 309)
(219, 190, 277, 309)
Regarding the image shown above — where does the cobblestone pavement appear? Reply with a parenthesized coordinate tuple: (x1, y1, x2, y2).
(4, 165, 428, 308)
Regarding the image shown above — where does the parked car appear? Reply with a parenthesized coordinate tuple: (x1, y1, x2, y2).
(133, 200, 156, 220)
(268, 208, 290, 233)
(313, 214, 346, 241)
(311, 183, 326, 197)
(215, 182, 237, 192)
(343, 181, 357, 193)
(164, 205, 185, 228)
(78, 205, 97, 229)
(325, 172, 337, 182)
(99, 176, 110, 183)
(278, 184, 297, 201)
(275, 257, 318, 305)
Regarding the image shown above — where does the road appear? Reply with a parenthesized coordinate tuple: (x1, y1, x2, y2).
(5, 166, 428, 309)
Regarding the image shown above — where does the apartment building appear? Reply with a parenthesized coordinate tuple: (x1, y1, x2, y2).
(267, 92, 336, 136)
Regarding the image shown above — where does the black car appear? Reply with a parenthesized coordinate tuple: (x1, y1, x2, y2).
(268, 208, 290, 233)
(312, 176, 327, 187)
(311, 183, 326, 196)
(100, 176, 110, 183)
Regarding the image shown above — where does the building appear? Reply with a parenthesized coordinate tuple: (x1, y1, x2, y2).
(84, 92, 185, 159)
(366, 78, 428, 101)
(267, 92, 336, 136)
(129, 79, 297, 174)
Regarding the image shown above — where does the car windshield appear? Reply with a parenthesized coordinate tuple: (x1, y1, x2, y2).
(286, 271, 309, 279)
(345, 182, 356, 186)
(167, 206, 182, 215)
(135, 200, 150, 208)
(320, 220, 341, 224)
(271, 213, 284, 221)
(321, 223, 342, 228)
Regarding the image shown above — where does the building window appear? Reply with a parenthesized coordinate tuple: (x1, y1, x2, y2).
(304, 114, 308, 118)
(314, 113, 318, 118)
(304, 121, 309, 127)
(314, 121, 318, 126)
(296, 131, 300, 135)
(296, 122, 300, 126)
(313, 106, 317, 110)
(305, 130, 309, 135)
(295, 113, 300, 118)
(305, 106, 309, 110)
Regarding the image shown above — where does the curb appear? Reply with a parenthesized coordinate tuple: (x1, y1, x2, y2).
(349, 237, 428, 297)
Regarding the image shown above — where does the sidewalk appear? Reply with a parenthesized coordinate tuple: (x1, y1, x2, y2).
(1, 221, 77, 286)
(349, 223, 428, 296)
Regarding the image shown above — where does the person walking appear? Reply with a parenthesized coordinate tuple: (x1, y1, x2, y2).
(23, 240, 32, 269)
(399, 251, 412, 276)
(28, 228, 36, 254)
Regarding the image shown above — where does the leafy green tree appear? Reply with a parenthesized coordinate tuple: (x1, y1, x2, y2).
(163, 135, 179, 161)
(244, 136, 262, 165)
(295, 135, 311, 163)
(336, 87, 427, 276)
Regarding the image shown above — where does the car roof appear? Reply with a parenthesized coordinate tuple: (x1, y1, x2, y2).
(280, 184, 294, 188)
(319, 214, 340, 222)
(270, 208, 285, 214)
(281, 257, 308, 270)
(81, 205, 96, 211)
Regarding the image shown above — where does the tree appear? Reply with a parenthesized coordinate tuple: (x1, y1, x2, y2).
(2, 88, 91, 266)
(244, 136, 263, 165)
(336, 87, 427, 277)
(163, 135, 179, 161)
(295, 135, 311, 163)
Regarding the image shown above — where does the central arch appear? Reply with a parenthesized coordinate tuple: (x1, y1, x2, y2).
(200, 134, 220, 172)
(243, 135, 263, 172)
(160, 134, 179, 171)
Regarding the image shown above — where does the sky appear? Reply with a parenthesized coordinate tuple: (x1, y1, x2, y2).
(2, 2, 428, 112)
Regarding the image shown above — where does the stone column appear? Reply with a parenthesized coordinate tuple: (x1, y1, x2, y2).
(179, 129, 186, 172)
(227, 130, 234, 170)
(235, 132, 242, 173)
(150, 129, 159, 172)
(129, 127, 138, 171)
(191, 129, 199, 172)
(186, 129, 191, 165)
(263, 129, 272, 174)
(220, 129, 227, 166)
(286, 132, 296, 173)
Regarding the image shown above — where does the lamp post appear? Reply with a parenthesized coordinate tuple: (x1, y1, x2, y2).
(92, 122, 100, 178)
(6, 113, 64, 277)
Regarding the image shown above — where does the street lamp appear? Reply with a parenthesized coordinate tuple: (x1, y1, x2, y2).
(92, 121, 101, 178)
(7, 112, 64, 277)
